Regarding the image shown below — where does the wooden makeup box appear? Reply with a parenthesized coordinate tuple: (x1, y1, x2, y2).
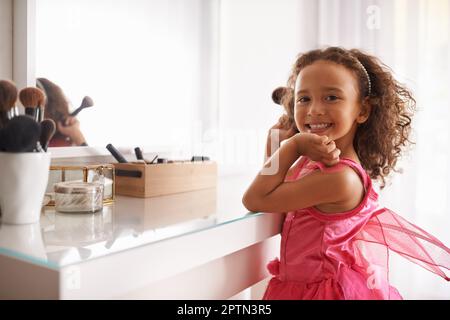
(113, 161, 218, 198)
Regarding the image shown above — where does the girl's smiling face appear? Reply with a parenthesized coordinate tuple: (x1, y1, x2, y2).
(294, 60, 369, 150)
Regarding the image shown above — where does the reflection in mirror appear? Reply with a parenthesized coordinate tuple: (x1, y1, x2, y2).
(35, 0, 218, 151)
(37, 77, 90, 147)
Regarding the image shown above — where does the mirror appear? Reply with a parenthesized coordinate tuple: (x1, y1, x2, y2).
(35, 0, 219, 150)
(30, 0, 301, 169)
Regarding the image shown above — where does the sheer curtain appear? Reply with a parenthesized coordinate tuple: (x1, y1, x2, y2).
(220, 0, 450, 299)
(300, 0, 450, 299)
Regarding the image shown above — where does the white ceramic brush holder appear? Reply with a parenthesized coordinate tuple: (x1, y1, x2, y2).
(0, 152, 51, 224)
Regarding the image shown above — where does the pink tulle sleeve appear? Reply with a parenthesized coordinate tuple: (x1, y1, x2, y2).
(354, 207, 450, 283)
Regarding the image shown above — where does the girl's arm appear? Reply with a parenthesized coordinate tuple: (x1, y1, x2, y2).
(243, 133, 359, 213)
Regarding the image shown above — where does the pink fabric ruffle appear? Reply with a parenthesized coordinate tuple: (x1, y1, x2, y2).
(262, 277, 344, 300)
(262, 262, 403, 300)
(266, 258, 280, 276)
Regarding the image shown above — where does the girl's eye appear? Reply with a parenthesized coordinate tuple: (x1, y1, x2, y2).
(296, 96, 310, 104)
(325, 95, 339, 102)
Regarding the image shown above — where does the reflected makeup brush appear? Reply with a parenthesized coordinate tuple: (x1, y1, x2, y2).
(19, 87, 46, 122)
(0, 80, 18, 128)
(40, 119, 56, 152)
(61, 96, 94, 127)
(70, 96, 94, 117)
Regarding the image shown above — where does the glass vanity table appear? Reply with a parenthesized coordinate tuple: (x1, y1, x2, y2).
(0, 169, 283, 299)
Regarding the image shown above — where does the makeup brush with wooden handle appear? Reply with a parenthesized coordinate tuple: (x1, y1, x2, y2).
(19, 87, 46, 122)
(40, 119, 56, 152)
(0, 80, 18, 128)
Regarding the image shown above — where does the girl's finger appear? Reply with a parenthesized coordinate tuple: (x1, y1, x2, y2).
(329, 148, 341, 159)
(323, 136, 332, 145)
(325, 141, 336, 153)
(322, 147, 339, 158)
(319, 148, 340, 164)
(322, 153, 340, 167)
(314, 134, 329, 145)
(318, 141, 334, 154)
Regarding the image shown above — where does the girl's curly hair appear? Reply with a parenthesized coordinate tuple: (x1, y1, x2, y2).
(275, 47, 416, 189)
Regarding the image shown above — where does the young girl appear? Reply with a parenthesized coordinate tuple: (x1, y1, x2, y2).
(242, 47, 450, 300)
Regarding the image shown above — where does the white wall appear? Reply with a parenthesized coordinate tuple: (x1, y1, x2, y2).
(219, 0, 305, 132)
(217, 0, 311, 173)
(0, 0, 13, 79)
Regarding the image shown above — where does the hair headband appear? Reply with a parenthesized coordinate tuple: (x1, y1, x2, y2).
(355, 59, 371, 97)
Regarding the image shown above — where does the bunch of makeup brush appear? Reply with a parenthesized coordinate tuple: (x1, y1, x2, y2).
(0, 79, 56, 153)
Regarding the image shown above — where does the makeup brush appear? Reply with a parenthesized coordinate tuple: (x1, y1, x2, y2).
(0, 80, 18, 128)
(134, 147, 158, 164)
(19, 87, 46, 122)
(70, 96, 94, 117)
(0, 115, 41, 152)
(134, 147, 144, 160)
(106, 143, 128, 163)
(272, 87, 288, 105)
(271, 86, 297, 132)
(40, 119, 56, 152)
(134, 147, 146, 164)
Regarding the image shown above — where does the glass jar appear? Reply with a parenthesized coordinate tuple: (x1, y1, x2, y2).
(54, 182, 104, 213)
(46, 164, 115, 207)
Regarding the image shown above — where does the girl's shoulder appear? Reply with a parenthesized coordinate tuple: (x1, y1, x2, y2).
(299, 157, 376, 215)
(301, 156, 367, 183)
(287, 156, 370, 192)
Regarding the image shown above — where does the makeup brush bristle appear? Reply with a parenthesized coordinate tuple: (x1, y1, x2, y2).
(272, 87, 293, 105)
(0, 80, 18, 112)
(19, 87, 46, 109)
(40, 119, 56, 151)
(81, 96, 94, 108)
(0, 115, 41, 152)
(0, 80, 18, 128)
(70, 96, 95, 118)
(19, 87, 46, 122)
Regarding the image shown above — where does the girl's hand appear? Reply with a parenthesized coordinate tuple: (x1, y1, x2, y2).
(293, 133, 341, 167)
(266, 115, 297, 158)
(57, 116, 87, 146)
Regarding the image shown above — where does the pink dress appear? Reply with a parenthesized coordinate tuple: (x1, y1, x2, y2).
(262, 156, 450, 300)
